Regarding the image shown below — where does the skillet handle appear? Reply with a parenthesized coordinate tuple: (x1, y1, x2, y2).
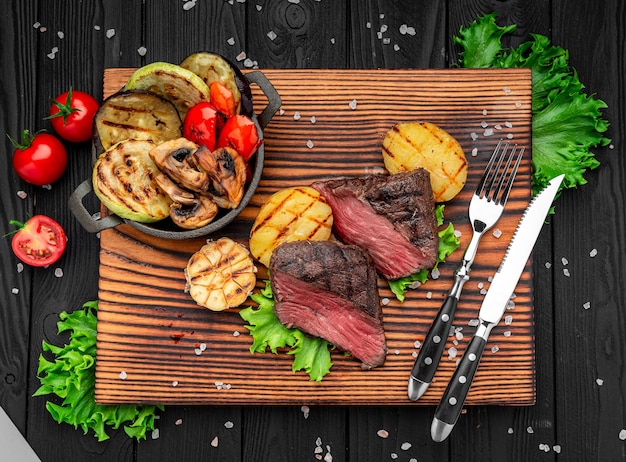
(245, 70, 281, 130)
(68, 179, 123, 233)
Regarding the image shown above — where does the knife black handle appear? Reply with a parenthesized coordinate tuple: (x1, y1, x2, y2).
(431, 330, 488, 442)
(411, 296, 458, 384)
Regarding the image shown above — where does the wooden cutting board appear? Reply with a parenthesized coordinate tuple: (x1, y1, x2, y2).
(95, 67, 534, 406)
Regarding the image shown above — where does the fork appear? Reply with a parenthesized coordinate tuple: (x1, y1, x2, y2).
(408, 139, 524, 401)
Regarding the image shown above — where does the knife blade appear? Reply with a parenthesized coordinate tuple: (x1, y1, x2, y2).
(430, 174, 564, 443)
(0, 406, 42, 461)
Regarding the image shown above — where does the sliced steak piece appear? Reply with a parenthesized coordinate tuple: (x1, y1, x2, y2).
(312, 169, 439, 280)
(269, 240, 387, 370)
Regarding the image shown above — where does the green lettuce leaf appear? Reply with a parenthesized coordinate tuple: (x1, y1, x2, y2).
(33, 301, 162, 442)
(388, 204, 461, 301)
(240, 282, 333, 382)
(454, 13, 611, 195)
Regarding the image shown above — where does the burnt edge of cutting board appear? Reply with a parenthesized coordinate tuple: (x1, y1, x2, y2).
(95, 68, 535, 406)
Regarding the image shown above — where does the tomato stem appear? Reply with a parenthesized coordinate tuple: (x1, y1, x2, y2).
(44, 87, 81, 123)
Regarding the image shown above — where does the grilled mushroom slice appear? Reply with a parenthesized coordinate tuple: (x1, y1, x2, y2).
(154, 173, 218, 229)
(148, 138, 209, 193)
(193, 146, 246, 209)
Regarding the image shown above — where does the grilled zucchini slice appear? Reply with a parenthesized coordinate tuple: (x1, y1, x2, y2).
(93, 90, 182, 154)
(249, 186, 334, 268)
(185, 237, 256, 311)
(92, 139, 172, 223)
(180, 52, 242, 114)
(382, 121, 468, 202)
(125, 62, 210, 119)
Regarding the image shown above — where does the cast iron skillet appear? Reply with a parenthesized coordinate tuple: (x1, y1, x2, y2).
(69, 70, 281, 240)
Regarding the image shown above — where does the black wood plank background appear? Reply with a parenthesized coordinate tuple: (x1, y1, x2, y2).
(0, 1, 623, 461)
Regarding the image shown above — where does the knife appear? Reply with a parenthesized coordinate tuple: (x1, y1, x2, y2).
(0, 405, 42, 461)
(430, 174, 565, 443)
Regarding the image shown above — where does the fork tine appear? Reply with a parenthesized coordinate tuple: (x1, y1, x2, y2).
(476, 138, 507, 198)
(496, 146, 524, 206)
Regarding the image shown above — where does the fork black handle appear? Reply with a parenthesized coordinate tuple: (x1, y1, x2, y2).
(408, 295, 458, 400)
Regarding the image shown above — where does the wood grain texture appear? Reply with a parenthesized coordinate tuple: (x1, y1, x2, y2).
(95, 67, 534, 406)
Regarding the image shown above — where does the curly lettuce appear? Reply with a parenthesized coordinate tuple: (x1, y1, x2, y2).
(33, 301, 162, 442)
(454, 13, 611, 195)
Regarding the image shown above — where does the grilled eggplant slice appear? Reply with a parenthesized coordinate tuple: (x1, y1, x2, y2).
(93, 139, 172, 223)
(125, 62, 210, 119)
(180, 52, 245, 115)
(93, 90, 182, 154)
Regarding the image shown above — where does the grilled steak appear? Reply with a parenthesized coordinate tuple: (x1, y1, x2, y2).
(269, 240, 387, 369)
(312, 169, 439, 280)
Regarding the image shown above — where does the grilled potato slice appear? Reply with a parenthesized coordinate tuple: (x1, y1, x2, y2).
(382, 121, 468, 202)
(180, 52, 242, 114)
(185, 237, 256, 311)
(125, 62, 210, 119)
(93, 90, 182, 154)
(92, 139, 172, 222)
(249, 186, 334, 268)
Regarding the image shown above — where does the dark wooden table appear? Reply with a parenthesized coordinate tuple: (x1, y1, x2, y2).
(1, 1, 624, 461)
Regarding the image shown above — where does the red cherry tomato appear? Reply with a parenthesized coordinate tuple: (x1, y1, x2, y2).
(216, 115, 262, 162)
(9, 130, 68, 186)
(9, 215, 67, 267)
(209, 81, 237, 117)
(183, 102, 219, 151)
(47, 88, 99, 142)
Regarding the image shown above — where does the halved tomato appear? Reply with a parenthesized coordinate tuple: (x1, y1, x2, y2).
(9, 215, 67, 267)
(216, 115, 262, 162)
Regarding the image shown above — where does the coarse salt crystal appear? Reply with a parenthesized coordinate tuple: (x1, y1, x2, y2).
(17, 263, 24, 273)
(306, 140, 314, 149)
(426, 291, 432, 299)
(494, 124, 502, 130)
(256, 4, 262, 10)
(545, 262, 552, 269)
(504, 315, 513, 325)
(183, 0, 196, 10)
(480, 121, 489, 129)
(151, 428, 160, 439)
(596, 378, 604, 386)
(57, 31, 64, 39)
(527, 426, 534, 434)
(563, 268, 570, 277)
(106, 28, 115, 38)
(54, 268, 63, 278)
(414, 340, 421, 349)
(491, 345, 500, 353)
(330, 37, 336, 44)
(175, 418, 183, 425)
(507, 133, 514, 139)
(589, 248, 598, 257)
(431, 267, 440, 279)
(172, 380, 178, 387)
(137, 46, 147, 56)
(492, 228, 502, 238)
(391, 454, 398, 460)
(94, 25, 101, 30)
(119, 371, 127, 380)
(233, 330, 240, 336)
(12, 288, 19, 295)
(503, 331, 511, 337)
(349, 99, 358, 110)
(224, 421, 234, 428)
(448, 347, 457, 359)
(17, 190, 27, 199)
(401, 442, 412, 450)
(583, 302, 591, 310)
(508, 427, 514, 434)
(227, 37, 235, 45)
(301, 405, 310, 418)
(377, 429, 389, 438)
(553, 445, 561, 453)
(503, 87, 511, 93)
(470, 132, 478, 141)
(561, 257, 569, 265)
(211, 436, 219, 447)
(471, 147, 478, 157)
(482, 109, 488, 116)
(33, 21, 41, 28)
(267, 30, 277, 41)
(293, 111, 301, 120)
(484, 128, 494, 136)
(468, 319, 479, 327)
(619, 429, 626, 440)
(310, 116, 316, 124)
(381, 297, 390, 305)
(236, 51, 246, 61)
